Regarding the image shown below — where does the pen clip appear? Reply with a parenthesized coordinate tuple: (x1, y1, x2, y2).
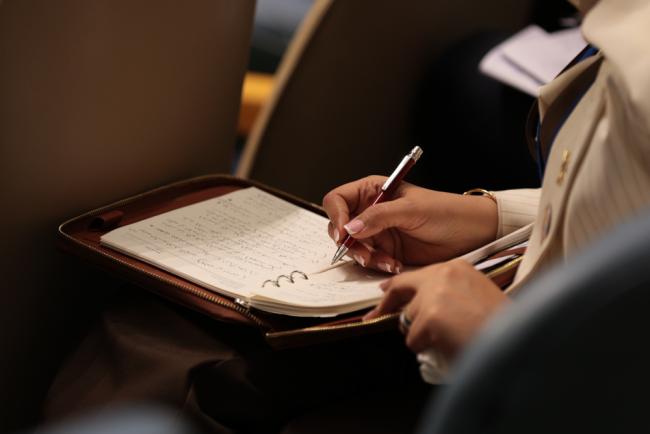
(381, 146, 423, 191)
(382, 156, 411, 190)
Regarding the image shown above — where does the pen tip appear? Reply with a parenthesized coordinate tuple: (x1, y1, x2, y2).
(331, 245, 348, 265)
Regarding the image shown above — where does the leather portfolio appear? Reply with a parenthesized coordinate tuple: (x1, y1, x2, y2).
(58, 175, 403, 349)
(58, 174, 522, 349)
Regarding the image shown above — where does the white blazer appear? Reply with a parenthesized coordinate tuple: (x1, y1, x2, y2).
(495, 0, 650, 293)
(421, 0, 650, 383)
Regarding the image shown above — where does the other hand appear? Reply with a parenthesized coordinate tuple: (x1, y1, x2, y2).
(364, 259, 510, 358)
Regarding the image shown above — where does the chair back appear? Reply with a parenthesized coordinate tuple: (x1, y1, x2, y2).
(237, 0, 532, 202)
(0, 1, 254, 430)
(418, 209, 650, 434)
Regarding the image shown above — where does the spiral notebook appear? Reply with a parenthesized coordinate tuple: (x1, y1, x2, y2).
(100, 187, 386, 317)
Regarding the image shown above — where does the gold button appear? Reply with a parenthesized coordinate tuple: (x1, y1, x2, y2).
(542, 204, 552, 240)
(556, 150, 571, 185)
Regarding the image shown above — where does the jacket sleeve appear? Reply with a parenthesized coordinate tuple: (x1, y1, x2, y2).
(493, 188, 541, 238)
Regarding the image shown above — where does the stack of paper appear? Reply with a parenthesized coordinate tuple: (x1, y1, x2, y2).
(479, 25, 587, 96)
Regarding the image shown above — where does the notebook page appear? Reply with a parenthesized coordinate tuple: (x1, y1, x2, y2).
(100, 187, 334, 299)
(250, 261, 385, 311)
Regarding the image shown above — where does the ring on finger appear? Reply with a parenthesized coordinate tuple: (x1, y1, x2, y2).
(399, 310, 412, 334)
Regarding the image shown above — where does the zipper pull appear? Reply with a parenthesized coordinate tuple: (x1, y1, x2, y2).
(235, 298, 251, 310)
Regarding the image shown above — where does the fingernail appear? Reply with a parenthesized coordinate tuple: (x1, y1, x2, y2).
(344, 219, 365, 234)
(334, 230, 340, 243)
(395, 264, 402, 274)
(378, 262, 392, 273)
(353, 255, 366, 267)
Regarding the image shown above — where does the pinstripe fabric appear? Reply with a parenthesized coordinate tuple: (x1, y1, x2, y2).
(418, 0, 650, 384)
(494, 189, 541, 238)
(495, 0, 650, 293)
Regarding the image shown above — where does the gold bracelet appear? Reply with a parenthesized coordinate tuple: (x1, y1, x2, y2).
(463, 188, 497, 203)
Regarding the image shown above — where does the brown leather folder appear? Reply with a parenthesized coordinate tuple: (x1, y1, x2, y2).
(58, 174, 522, 349)
(58, 174, 401, 349)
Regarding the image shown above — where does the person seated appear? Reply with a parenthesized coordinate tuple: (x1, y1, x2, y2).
(44, 0, 650, 432)
(323, 0, 650, 372)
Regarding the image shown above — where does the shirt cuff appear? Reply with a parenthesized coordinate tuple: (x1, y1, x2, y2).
(493, 188, 541, 238)
(417, 349, 449, 384)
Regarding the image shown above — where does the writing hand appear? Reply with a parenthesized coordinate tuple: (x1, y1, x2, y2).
(322, 176, 497, 273)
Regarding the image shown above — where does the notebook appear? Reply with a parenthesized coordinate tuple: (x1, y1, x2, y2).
(100, 187, 386, 317)
(100, 185, 532, 318)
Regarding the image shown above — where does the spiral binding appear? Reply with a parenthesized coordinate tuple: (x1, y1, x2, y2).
(262, 270, 308, 288)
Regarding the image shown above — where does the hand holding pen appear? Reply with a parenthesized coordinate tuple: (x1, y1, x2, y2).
(330, 146, 423, 265)
(322, 146, 500, 273)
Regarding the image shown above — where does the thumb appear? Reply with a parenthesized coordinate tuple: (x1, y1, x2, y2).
(344, 199, 412, 239)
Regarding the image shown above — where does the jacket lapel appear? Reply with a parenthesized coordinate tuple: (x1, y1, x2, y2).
(511, 54, 607, 293)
